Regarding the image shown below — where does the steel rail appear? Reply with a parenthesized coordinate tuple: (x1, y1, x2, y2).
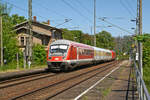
(0, 69, 47, 82)
(11, 61, 118, 100)
(0, 72, 47, 84)
(0, 73, 57, 89)
(45, 61, 120, 100)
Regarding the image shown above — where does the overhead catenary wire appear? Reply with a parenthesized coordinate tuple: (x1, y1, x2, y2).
(99, 18, 133, 35)
(1, 0, 67, 25)
(120, 0, 136, 18)
(33, 1, 69, 19)
(2, 0, 72, 27)
(74, 0, 93, 16)
(5, 0, 89, 30)
(125, 0, 136, 14)
(2, 0, 49, 21)
(61, 0, 92, 23)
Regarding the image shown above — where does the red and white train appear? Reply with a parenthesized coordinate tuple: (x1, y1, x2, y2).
(47, 39, 116, 71)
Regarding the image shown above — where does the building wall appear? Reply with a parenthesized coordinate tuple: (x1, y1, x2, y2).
(15, 21, 62, 51)
(33, 36, 42, 45)
(17, 33, 42, 46)
(32, 25, 51, 36)
(18, 33, 29, 46)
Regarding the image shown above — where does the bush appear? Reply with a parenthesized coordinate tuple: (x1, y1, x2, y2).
(32, 44, 47, 65)
(142, 34, 150, 93)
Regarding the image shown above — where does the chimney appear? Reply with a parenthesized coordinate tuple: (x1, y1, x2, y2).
(33, 16, 36, 22)
(47, 20, 50, 25)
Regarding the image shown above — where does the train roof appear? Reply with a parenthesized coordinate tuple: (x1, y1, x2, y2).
(50, 39, 74, 45)
(93, 47, 111, 53)
(50, 39, 93, 49)
(50, 39, 113, 52)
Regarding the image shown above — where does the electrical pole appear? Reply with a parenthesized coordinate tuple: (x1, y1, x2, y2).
(135, 0, 139, 60)
(139, 0, 143, 76)
(94, 0, 96, 47)
(0, 16, 3, 66)
(28, 0, 32, 68)
(137, 0, 143, 99)
(91, 26, 93, 46)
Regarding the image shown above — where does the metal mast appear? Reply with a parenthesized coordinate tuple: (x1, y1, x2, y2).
(138, 0, 143, 76)
(94, 0, 96, 47)
(28, 0, 32, 67)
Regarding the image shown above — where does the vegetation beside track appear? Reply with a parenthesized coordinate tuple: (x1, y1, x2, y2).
(0, 43, 47, 72)
(0, 64, 46, 73)
(1, 1, 149, 89)
(142, 34, 150, 93)
(134, 34, 150, 93)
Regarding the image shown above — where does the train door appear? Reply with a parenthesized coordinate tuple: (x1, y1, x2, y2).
(70, 46, 77, 60)
(77, 47, 79, 60)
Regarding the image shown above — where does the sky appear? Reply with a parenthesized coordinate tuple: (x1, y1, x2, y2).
(2, 0, 150, 37)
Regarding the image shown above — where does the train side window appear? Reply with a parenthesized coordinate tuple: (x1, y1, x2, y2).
(79, 48, 82, 55)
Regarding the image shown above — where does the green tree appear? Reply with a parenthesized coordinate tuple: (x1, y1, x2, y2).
(132, 33, 150, 92)
(141, 34, 150, 92)
(0, 2, 19, 63)
(32, 44, 47, 65)
(11, 14, 26, 25)
(70, 30, 82, 43)
(62, 29, 94, 46)
(0, 2, 26, 64)
(0, 1, 11, 15)
(114, 35, 132, 57)
(82, 34, 93, 46)
(62, 28, 74, 41)
(96, 31, 115, 49)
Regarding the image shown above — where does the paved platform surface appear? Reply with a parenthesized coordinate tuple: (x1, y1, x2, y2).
(105, 63, 138, 100)
(79, 60, 139, 100)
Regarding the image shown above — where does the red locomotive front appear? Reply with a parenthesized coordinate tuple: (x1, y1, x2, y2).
(47, 40, 94, 71)
(47, 39, 116, 71)
(47, 43, 70, 71)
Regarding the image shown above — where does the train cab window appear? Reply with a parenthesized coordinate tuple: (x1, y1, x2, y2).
(50, 44, 68, 53)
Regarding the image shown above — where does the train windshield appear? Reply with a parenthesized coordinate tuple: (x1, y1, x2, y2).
(50, 44, 68, 53)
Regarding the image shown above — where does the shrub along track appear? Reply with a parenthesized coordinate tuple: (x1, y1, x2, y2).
(0, 61, 119, 100)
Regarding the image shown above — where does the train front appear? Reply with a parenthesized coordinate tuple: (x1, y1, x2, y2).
(47, 43, 69, 71)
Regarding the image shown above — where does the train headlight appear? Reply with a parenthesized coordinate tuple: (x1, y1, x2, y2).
(49, 57, 52, 59)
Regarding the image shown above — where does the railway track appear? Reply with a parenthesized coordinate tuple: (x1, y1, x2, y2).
(5, 61, 120, 100)
(0, 72, 57, 89)
(0, 72, 48, 84)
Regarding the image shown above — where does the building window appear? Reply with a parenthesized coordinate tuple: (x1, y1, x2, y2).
(42, 38, 46, 45)
(21, 37, 24, 46)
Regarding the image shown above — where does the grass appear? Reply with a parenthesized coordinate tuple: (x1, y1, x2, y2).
(0, 64, 17, 72)
(82, 96, 88, 100)
(96, 86, 111, 99)
(0, 63, 47, 73)
(101, 87, 112, 97)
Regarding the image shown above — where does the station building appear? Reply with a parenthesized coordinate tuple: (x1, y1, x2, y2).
(14, 16, 62, 51)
